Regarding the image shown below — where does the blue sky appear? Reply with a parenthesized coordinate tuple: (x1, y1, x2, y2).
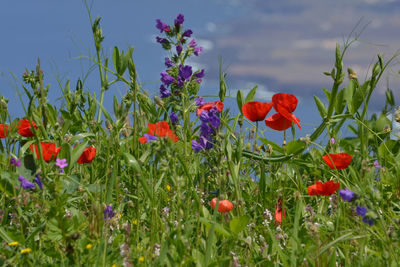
(1, 0, 399, 140)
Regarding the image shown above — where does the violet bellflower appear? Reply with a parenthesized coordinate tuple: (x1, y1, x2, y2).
(165, 57, 174, 68)
(33, 174, 43, 189)
(174, 14, 184, 27)
(362, 217, 375, 226)
(160, 85, 171, 98)
(356, 206, 367, 217)
(170, 112, 179, 124)
(104, 205, 114, 220)
(160, 72, 175, 86)
(10, 157, 21, 167)
(156, 19, 170, 33)
(194, 47, 203, 56)
(195, 97, 204, 106)
(339, 188, 356, 202)
(182, 29, 193, 38)
(18, 176, 35, 190)
(176, 44, 183, 55)
(179, 65, 192, 81)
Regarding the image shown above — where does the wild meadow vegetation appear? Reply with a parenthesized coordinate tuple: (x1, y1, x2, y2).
(1, 11, 400, 266)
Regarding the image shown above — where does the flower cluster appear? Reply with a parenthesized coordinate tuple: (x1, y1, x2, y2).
(242, 93, 301, 131)
(155, 14, 204, 100)
(338, 188, 375, 226)
(191, 100, 224, 153)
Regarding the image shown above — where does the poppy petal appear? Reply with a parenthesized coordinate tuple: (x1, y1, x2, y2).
(242, 101, 273, 122)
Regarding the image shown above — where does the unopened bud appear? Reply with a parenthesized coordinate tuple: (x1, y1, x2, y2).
(348, 68, 357, 80)
(154, 96, 164, 107)
(105, 120, 113, 131)
(395, 107, 400, 123)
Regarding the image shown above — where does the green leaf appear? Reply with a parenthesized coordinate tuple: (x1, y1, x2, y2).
(344, 80, 355, 114)
(335, 89, 345, 114)
(313, 95, 327, 118)
(229, 216, 250, 235)
(0, 226, 13, 243)
(236, 89, 244, 114)
(286, 140, 306, 155)
(105, 163, 117, 204)
(112, 46, 120, 75)
(199, 218, 231, 237)
(71, 141, 88, 165)
(245, 86, 258, 103)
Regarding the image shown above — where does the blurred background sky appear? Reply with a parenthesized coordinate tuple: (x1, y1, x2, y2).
(1, 0, 399, 141)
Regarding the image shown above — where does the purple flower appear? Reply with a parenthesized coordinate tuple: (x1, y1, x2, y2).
(195, 78, 202, 83)
(330, 137, 335, 145)
(33, 174, 43, 189)
(174, 14, 184, 26)
(194, 69, 205, 79)
(160, 72, 175, 86)
(208, 113, 220, 129)
(195, 97, 204, 106)
(356, 206, 367, 217)
(200, 111, 210, 123)
(194, 47, 203, 56)
(165, 57, 174, 68)
(160, 85, 171, 98)
(103, 205, 114, 220)
(182, 29, 193, 38)
(176, 44, 183, 55)
(10, 158, 21, 167)
(373, 160, 381, 169)
(179, 65, 192, 81)
(362, 217, 375, 226)
(177, 77, 184, 88)
(18, 176, 35, 190)
(192, 140, 203, 153)
(56, 158, 68, 169)
(156, 19, 170, 33)
(170, 112, 179, 124)
(200, 122, 214, 137)
(144, 133, 157, 143)
(156, 37, 168, 44)
(188, 39, 197, 48)
(339, 188, 356, 202)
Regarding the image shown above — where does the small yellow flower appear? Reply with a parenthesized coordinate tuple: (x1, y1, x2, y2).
(20, 248, 31, 254)
(8, 241, 19, 246)
(112, 264, 117, 267)
(166, 184, 171, 191)
(118, 213, 122, 219)
(167, 198, 171, 202)
(132, 219, 138, 225)
(86, 244, 93, 250)
(138, 256, 144, 262)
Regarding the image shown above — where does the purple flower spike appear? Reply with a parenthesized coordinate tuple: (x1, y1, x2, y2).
(373, 160, 381, 169)
(18, 176, 35, 190)
(170, 112, 179, 124)
(156, 19, 170, 33)
(200, 111, 210, 123)
(195, 97, 204, 106)
(176, 44, 183, 55)
(165, 57, 174, 68)
(10, 158, 21, 167)
(33, 174, 43, 189)
(208, 113, 221, 129)
(174, 14, 184, 26)
(182, 29, 193, 38)
(160, 72, 175, 86)
(356, 206, 367, 217)
(194, 47, 203, 56)
(194, 69, 205, 79)
(179, 65, 192, 81)
(200, 123, 214, 137)
(160, 85, 171, 98)
(339, 188, 356, 202)
(103, 205, 114, 220)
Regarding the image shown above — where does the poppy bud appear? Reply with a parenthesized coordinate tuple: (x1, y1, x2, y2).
(210, 198, 233, 212)
(154, 96, 164, 107)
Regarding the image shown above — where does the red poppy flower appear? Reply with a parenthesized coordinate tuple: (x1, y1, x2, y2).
(148, 121, 170, 137)
(196, 101, 224, 116)
(210, 198, 234, 212)
(0, 124, 8, 138)
(322, 153, 353, 169)
(145, 121, 178, 142)
(307, 180, 340, 196)
(17, 119, 38, 137)
(265, 113, 300, 131)
(77, 145, 96, 164)
(242, 101, 273, 122)
(30, 142, 61, 162)
(275, 199, 285, 223)
(268, 93, 301, 130)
